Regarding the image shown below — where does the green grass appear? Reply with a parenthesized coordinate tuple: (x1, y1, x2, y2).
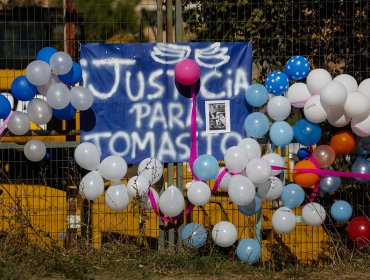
(0, 235, 369, 280)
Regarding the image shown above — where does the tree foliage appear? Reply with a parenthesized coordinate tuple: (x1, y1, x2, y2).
(182, 0, 369, 82)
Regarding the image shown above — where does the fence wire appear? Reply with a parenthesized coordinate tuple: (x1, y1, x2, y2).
(0, 0, 369, 265)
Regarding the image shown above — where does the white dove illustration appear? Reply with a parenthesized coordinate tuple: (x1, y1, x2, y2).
(151, 43, 191, 64)
(195, 42, 230, 68)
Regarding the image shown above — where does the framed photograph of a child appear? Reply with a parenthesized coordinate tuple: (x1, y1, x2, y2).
(205, 100, 231, 134)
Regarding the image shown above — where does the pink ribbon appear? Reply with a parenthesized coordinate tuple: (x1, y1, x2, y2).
(352, 122, 370, 137)
(290, 94, 319, 106)
(271, 166, 370, 179)
(0, 110, 13, 136)
(308, 155, 321, 202)
(189, 84, 199, 181)
(147, 165, 230, 222)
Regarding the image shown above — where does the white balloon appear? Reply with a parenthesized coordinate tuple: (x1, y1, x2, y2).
(267, 96, 291, 121)
(46, 83, 70, 109)
(74, 142, 100, 171)
(98, 155, 127, 181)
(24, 140, 46, 162)
(237, 138, 261, 160)
(344, 92, 370, 119)
(50, 52, 73, 75)
(272, 207, 296, 234)
(224, 146, 249, 173)
(159, 185, 184, 217)
(358, 78, 370, 100)
(217, 167, 232, 191)
(79, 171, 104, 200)
(257, 177, 283, 200)
(37, 74, 60, 96)
(187, 181, 211, 206)
(27, 98, 52, 125)
(26, 60, 51, 86)
(262, 153, 285, 176)
(286, 83, 312, 108)
(142, 187, 159, 210)
(7, 111, 30, 135)
(304, 94, 327, 123)
(228, 175, 255, 205)
(326, 108, 351, 127)
(70, 86, 94, 111)
(333, 74, 358, 94)
(302, 202, 326, 226)
(212, 221, 237, 247)
(306, 69, 332, 95)
(246, 158, 271, 184)
(320, 81, 348, 109)
(127, 175, 150, 197)
(138, 158, 163, 184)
(105, 182, 130, 211)
(351, 113, 370, 137)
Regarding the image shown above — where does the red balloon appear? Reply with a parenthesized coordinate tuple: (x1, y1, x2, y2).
(348, 216, 370, 245)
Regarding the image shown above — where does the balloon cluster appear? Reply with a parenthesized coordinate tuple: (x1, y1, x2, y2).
(70, 56, 369, 265)
(0, 46, 94, 162)
(178, 56, 369, 259)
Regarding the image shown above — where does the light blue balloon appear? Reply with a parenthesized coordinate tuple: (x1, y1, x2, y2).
(236, 238, 261, 264)
(319, 176, 341, 193)
(193, 154, 219, 181)
(245, 84, 269, 107)
(352, 156, 370, 183)
(244, 112, 269, 138)
(330, 200, 352, 222)
(281, 183, 305, 208)
(238, 195, 262, 216)
(269, 121, 293, 147)
(181, 223, 207, 249)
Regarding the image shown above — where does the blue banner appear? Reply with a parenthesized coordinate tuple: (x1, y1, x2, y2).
(80, 42, 252, 164)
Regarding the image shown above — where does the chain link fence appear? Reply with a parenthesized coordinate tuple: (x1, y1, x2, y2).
(0, 0, 369, 265)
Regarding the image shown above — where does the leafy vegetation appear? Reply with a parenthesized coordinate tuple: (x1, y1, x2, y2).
(182, 0, 369, 82)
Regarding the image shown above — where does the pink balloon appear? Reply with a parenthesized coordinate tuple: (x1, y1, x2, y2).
(312, 145, 336, 168)
(174, 59, 200, 85)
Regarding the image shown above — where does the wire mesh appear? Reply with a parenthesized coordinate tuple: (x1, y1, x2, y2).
(0, 0, 369, 267)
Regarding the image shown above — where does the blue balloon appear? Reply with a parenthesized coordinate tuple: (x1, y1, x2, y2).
(331, 200, 352, 222)
(238, 195, 262, 216)
(181, 223, 207, 249)
(244, 112, 269, 138)
(37, 46, 57, 64)
(236, 238, 261, 264)
(320, 175, 341, 192)
(53, 103, 76, 120)
(284, 56, 310, 80)
(265, 71, 289, 96)
(293, 118, 322, 146)
(269, 121, 293, 147)
(11, 76, 37, 101)
(281, 183, 305, 208)
(0, 95, 11, 119)
(245, 84, 269, 107)
(58, 62, 82, 86)
(356, 136, 370, 155)
(297, 148, 311, 160)
(351, 156, 370, 183)
(193, 154, 219, 181)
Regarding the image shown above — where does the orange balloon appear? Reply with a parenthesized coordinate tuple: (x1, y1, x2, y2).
(293, 160, 320, 188)
(330, 131, 356, 154)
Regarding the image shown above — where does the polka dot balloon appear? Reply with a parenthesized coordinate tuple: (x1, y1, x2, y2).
(265, 71, 289, 96)
(285, 56, 310, 80)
